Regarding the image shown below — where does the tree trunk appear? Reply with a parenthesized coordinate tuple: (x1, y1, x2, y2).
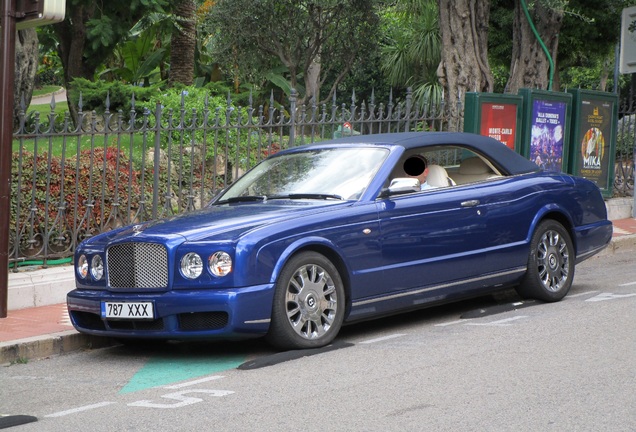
(506, 0, 563, 93)
(437, 0, 493, 131)
(53, 4, 95, 125)
(304, 54, 321, 105)
(14, 29, 38, 129)
(169, 0, 197, 86)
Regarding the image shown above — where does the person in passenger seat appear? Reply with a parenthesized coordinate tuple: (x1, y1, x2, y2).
(403, 155, 434, 190)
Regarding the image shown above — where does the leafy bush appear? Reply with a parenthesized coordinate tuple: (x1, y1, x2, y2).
(68, 78, 160, 114)
(616, 114, 636, 159)
(65, 147, 143, 228)
(135, 85, 260, 184)
(11, 147, 143, 255)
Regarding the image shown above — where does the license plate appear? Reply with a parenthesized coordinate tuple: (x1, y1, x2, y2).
(101, 302, 154, 319)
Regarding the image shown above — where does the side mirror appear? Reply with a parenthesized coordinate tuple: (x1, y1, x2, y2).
(387, 177, 420, 195)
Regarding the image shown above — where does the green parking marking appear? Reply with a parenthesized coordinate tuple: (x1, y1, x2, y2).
(120, 354, 245, 394)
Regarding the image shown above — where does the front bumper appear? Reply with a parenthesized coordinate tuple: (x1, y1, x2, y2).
(66, 283, 275, 340)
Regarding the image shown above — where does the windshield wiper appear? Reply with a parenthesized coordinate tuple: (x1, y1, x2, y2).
(267, 193, 344, 201)
(216, 195, 266, 204)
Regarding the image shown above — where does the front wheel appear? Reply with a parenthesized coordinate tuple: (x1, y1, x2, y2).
(516, 220, 575, 302)
(266, 252, 345, 350)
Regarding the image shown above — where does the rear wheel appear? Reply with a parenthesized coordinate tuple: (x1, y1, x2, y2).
(266, 252, 345, 350)
(516, 220, 575, 302)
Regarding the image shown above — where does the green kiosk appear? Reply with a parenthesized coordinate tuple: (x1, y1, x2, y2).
(463, 92, 524, 152)
(518, 88, 573, 174)
(567, 89, 618, 198)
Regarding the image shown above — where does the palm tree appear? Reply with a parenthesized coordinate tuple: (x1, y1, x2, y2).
(169, 0, 197, 86)
(380, 0, 442, 109)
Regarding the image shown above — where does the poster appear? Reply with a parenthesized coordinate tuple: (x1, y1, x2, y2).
(576, 100, 613, 188)
(529, 99, 567, 173)
(479, 103, 518, 149)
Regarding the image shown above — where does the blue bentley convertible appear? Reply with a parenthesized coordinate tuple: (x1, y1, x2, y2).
(67, 132, 613, 350)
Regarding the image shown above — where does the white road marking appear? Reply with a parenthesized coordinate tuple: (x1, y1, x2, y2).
(566, 290, 599, 299)
(45, 402, 116, 418)
(619, 281, 636, 287)
(466, 316, 528, 326)
(163, 376, 224, 389)
(435, 319, 468, 327)
(128, 390, 234, 409)
(359, 334, 407, 344)
(586, 293, 636, 302)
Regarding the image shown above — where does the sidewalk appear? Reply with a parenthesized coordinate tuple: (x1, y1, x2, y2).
(2, 217, 636, 365)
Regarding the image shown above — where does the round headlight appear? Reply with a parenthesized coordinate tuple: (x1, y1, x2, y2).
(181, 252, 203, 279)
(91, 255, 104, 281)
(209, 251, 232, 277)
(77, 254, 88, 279)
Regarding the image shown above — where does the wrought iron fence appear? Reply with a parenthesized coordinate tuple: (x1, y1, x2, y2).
(616, 96, 636, 198)
(10, 88, 457, 267)
(11, 85, 634, 268)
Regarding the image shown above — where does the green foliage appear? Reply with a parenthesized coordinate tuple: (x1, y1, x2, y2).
(379, 0, 441, 110)
(489, 0, 628, 90)
(68, 78, 160, 114)
(616, 115, 636, 158)
(202, 0, 380, 103)
(87, 16, 117, 50)
(35, 48, 64, 87)
(491, 64, 510, 94)
(104, 38, 167, 86)
(134, 85, 259, 186)
(11, 147, 143, 244)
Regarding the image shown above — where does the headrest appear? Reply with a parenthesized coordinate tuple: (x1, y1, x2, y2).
(459, 157, 491, 175)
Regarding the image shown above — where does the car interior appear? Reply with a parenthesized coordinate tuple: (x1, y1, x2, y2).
(390, 145, 504, 191)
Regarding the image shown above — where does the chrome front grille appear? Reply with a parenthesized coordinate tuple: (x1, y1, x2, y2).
(107, 243, 169, 288)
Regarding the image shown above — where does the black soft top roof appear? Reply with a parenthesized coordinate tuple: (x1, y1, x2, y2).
(312, 132, 540, 175)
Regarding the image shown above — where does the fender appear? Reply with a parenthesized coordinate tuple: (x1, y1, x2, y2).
(259, 235, 353, 285)
(526, 203, 575, 245)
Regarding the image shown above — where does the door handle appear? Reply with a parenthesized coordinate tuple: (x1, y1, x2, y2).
(461, 200, 480, 207)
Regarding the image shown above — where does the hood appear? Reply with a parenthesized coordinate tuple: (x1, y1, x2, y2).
(90, 200, 349, 246)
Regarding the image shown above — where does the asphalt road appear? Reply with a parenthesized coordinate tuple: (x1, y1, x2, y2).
(1, 249, 635, 431)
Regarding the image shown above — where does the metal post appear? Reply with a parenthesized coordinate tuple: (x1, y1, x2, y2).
(0, 0, 16, 318)
(152, 102, 161, 220)
(633, 107, 636, 218)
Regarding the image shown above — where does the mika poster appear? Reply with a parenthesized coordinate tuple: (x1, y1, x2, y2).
(479, 103, 518, 149)
(529, 99, 567, 173)
(575, 99, 613, 189)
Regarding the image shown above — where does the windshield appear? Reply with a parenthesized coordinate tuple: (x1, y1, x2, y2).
(216, 147, 389, 202)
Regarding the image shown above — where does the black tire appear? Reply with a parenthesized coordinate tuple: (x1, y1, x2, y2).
(266, 252, 345, 350)
(516, 220, 575, 302)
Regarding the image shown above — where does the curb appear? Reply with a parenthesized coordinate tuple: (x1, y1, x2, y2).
(0, 331, 116, 366)
(598, 233, 636, 256)
(8, 265, 74, 311)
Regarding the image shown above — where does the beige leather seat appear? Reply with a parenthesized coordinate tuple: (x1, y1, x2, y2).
(453, 157, 499, 184)
(426, 165, 454, 187)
